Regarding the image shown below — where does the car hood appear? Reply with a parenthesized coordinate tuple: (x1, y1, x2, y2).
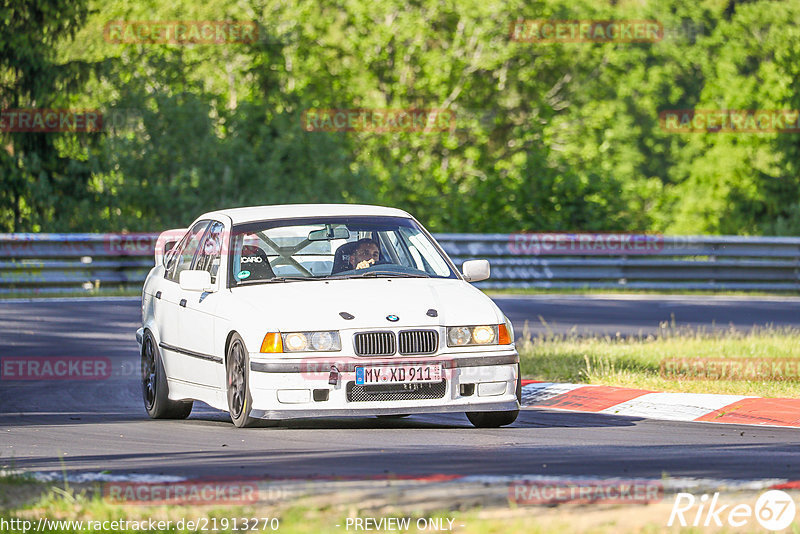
(229, 277, 504, 331)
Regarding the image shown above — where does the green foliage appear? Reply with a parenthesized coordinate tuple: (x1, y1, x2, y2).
(0, 0, 94, 231)
(1, 0, 799, 234)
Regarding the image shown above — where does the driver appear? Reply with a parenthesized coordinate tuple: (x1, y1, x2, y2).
(349, 238, 381, 270)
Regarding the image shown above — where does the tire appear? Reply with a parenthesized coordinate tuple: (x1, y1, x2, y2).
(226, 333, 259, 428)
(465, 364, 521, 428)
(141, 330, 193, 419)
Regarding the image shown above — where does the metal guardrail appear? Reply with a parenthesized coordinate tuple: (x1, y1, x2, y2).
(1, 233, 799, 294)
(0, 234, 155, 295)
(439, 234, 800, 291)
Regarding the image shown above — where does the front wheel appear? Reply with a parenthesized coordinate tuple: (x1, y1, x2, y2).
(466, 409, 519, 428)
(465, 365, 521, 428)
(226, 333, 259, 428)
(141, 330, 193, 419)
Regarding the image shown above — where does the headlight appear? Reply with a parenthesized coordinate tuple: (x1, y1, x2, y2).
(284, 332, 308, 351)
(447, 325, 500, 346)
(472, 325, 496, 344)
(310, 331, 336, 351)
(446, 324, 513, 347)
(279, 331, 341, 352)
(447, 326, 472, 346)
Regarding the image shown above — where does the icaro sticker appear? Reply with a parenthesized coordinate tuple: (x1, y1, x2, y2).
(241, 256, 262, 263)
(237, 270, 251, 279)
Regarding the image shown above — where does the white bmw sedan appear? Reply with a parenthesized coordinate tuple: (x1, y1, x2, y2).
(136, 204, 520, 428)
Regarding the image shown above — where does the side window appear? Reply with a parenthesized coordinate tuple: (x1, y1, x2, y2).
(194, 222, 224, 284)
(383, 231, 414, 268)
(399, 227, 450, 276)
(165, 220, 209, 282)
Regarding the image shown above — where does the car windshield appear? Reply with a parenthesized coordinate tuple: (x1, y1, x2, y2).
(228, 216, 457, 286)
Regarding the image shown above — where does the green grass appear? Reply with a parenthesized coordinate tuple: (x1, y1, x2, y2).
(0, 471, 37, 486)
(517, 323, 800, 397)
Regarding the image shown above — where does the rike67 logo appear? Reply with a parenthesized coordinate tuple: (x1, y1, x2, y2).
(669, 490, 797, 531)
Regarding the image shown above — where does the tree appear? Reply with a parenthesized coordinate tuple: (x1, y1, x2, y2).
(0, 0, 94, 231)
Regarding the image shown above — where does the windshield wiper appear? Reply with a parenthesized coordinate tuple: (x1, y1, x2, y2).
(347, 271, 430, 278)
(265, 276, 322, 283)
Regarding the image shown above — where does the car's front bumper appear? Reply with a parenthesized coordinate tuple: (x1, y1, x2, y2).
(246, 349, 519, 420)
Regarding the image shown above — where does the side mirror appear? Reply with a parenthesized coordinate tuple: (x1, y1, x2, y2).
(179, 270, 214, 292)
(461, 259, 490, 282)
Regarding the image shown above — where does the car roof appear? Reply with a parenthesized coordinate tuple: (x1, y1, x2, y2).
(197, 204, 413, 225)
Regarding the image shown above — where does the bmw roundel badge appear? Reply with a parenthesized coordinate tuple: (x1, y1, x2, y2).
(386, 314, 399, 322)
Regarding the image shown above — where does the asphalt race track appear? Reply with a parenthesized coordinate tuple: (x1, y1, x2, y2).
(1, 296, 799, 482)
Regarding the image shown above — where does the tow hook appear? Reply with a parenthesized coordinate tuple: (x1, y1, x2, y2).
(328, 365, 340, 386)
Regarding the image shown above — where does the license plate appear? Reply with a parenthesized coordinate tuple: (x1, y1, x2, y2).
(355, 364, 442, 385)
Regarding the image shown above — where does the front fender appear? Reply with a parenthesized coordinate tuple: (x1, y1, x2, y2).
(215, 291, 277, 362)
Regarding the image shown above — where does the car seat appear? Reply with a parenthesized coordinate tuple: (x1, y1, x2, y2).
(331, 242, 359, 275)
(240, 245, 275, 280)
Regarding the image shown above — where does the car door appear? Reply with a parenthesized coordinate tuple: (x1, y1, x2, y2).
(158, 220, 210, 379)
(175, 220, 226, 388)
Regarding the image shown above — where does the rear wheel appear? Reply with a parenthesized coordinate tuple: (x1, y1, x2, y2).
(141, 330, 193, 419)
(465, 365, 521, 428)
(226, 333, 259, 428)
